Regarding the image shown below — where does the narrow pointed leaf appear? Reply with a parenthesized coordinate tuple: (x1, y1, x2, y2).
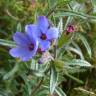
(65, 59, 91, 67)
(77, 33, 92, 58)
(55, 87, 67, 96)
(50, 65, 58, 94)
(0, 39, 16, 47)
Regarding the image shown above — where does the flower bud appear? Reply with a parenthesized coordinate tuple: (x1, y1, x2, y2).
(66, 25, 75, 34)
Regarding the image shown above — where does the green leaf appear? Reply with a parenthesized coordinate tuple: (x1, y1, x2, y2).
(28, 70, 45, 77)
(72, 41, 84, 59)
(0, 89, 11, 96)
(30, 59, 38, 70)
(0, 39, 16, 47)
(54, 59, 64, 69)
(55, 87, 67, 96)
(77, 33, 92, 58)
(58, 18, 63, 34)
(35, 87, 49, 96)
(23, 81, 31, 96)
(65, 59, 91, 67)
(65, 73, 84, 84)
(74, 87, 96, 96)
(16, 22, 22, 32)
(50, 65, 58, 94)
(58, 0, 73, 5)
(55, 10, 96, 21)
(67, 46, 84, 59)
(76, 0, 86, 3)
(58, 33, 71, 48)
(92, 0, 96, 5)
(3, 62, 19, 80)
(48, 0, 57, 8)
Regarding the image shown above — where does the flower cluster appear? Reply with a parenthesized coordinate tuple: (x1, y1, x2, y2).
(9, 16, 59, 61)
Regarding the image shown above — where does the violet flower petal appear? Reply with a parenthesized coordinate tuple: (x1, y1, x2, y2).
(39, 40, 50, 51)
(25, 24, 40, 38)
(37, 16, 49, 33)
(46, 27, 59, 40)
(13, 32, 30, 46)
(9, 46, 30, 58)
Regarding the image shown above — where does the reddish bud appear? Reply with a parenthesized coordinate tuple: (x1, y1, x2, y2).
(66, 25, 75, 34)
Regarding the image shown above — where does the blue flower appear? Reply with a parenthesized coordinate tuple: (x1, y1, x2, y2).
(9, 32, 38, 61)
(25, 16, 59, 51)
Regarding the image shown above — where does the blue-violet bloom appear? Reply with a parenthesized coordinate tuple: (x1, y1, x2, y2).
(9, 32, 38, 61)
(25, 16, 59, 51)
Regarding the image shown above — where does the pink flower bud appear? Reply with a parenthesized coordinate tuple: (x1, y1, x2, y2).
(66, 25, 75, 34)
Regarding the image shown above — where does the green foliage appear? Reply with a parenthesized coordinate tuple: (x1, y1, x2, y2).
(0, 39, 16, 47)
(50, 64, 58, 94)
(0, 0, 96, 96)
(76, 33, 92, 58)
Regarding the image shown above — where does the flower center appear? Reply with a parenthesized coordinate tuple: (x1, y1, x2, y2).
(40, 33, 47, 40)
(29, 43, 34, 51)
